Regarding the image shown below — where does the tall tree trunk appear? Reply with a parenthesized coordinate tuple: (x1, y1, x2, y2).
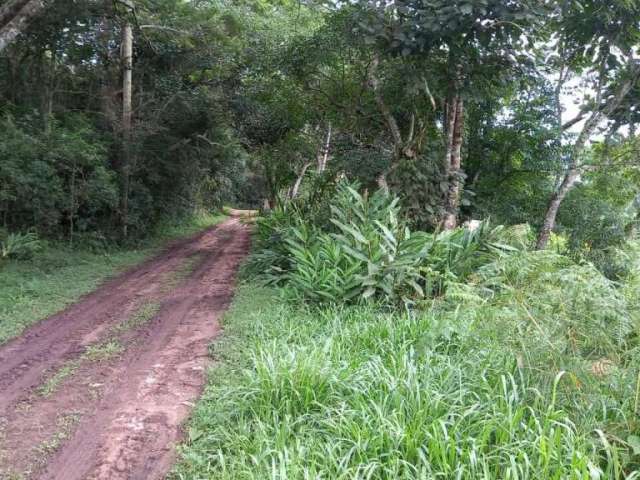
(98, 3, 118, 132)
(535, 114, 597, 249)
(41, 48, 56, 134)
(0, 0, 45, 52)
(68, 161, 77, 247)
(442, 96, 464, 230)
(368, 54, 403, 189)
(0, 0, 30, 27)
(535, 121, 595, 249)
(536, 168, 579, 249)
(120, 19, 133, 238)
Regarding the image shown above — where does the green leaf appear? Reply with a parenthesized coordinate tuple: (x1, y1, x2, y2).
(628, 435, 640, 455)
(330, 219, 368, 244)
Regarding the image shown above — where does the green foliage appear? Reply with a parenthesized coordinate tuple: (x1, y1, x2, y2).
(282, 185, 429, 303)
(246, 202, 307, 278)
(173, 282, 640, 479)
(559, 173, 639, 254)
(0, 114, 116, 237)
(252, 181, 515, 304)
(473, 250, 634, 356)
(438, 247, 640, 464)
(250, 182, 428, 303)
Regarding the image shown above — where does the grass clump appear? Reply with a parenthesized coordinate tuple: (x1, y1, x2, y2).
(82, 340, 124, 361)
(173, 281, 639, 479)
(35, 412, 81, 457)
(114, 301, 162, 333)
(38, 340, 124, 397)
(163, 253, 206, 292)
(38, 362, 80, 397)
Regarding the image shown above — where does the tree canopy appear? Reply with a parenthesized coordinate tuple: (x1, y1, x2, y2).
(0, 0, 637, 257)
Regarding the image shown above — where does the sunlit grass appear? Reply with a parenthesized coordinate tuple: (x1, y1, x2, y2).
(113, 301, 162, 333)
(173, 284, 635, 479)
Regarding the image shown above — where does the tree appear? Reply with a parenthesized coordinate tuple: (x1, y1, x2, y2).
(0, 0, 46, 52)
(119, 1, 133, 237)
(354, 0, 545, 228)
(536, 0, 640, 249)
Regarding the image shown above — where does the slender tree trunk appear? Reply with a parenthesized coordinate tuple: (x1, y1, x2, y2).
(442, 96, 464, 230)
(290, 162, 312, 199)
(0, 0, 29, 27)
(68, 162, 77, 247)
(537, 112, 608, 249)
(0, 0, 45, 52)
(536, 169, 579, 249)
(443, 97, 456, 178)
(317, 123, 332, 173)
(535, 126, 595, 250)
(367, 54, 422, 192)
(99, 4, 118, 131)
(120, 19, 133, 238)
(368, 54, 403, 188)
(41, 49, 56, 134)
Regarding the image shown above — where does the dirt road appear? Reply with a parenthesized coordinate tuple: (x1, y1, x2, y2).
(0, 217, 250, 479)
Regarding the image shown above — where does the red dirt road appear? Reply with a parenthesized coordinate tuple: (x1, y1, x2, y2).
(0, 217, 250, 479)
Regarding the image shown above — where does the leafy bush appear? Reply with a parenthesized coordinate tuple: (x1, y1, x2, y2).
(285, 187, 431, 303)
(425, 220, 517, 293)
(248, 202, 304, 278)
(251, 182, 431, 303)
(251, 181, 515, 304)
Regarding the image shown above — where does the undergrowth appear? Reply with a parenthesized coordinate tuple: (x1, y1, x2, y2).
(173, 283, 640, 479)
(175, 184, 640, 478)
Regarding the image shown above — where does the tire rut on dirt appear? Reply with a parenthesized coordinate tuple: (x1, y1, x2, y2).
(0, 218, 250, 480)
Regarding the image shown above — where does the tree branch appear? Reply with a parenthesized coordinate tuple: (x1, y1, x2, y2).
(367, 53, 403, 148)
(139, 25, 190, 35)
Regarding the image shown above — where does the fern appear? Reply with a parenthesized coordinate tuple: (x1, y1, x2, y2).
(0, 231, 42, 261)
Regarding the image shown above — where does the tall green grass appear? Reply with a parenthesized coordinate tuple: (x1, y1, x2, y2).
(173, 283, 639, 479)
(0, 212, 226, 344)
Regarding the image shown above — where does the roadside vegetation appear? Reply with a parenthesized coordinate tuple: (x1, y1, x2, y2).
(0, 212, 225, 345)
(175, 182, 640, 479)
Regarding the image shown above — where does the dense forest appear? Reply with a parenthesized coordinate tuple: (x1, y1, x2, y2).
(2, 0, 640, 478)
(0, 0, 637, 252)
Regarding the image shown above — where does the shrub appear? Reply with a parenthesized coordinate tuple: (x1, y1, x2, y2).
(251, 180, 515, 304)
(280, 183, 430, 303)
